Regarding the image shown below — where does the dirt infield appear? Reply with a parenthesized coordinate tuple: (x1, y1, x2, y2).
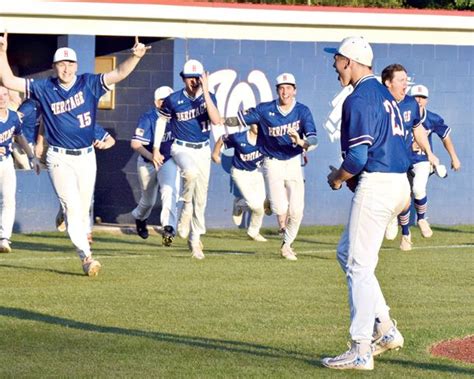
(430, 336, 474, 364)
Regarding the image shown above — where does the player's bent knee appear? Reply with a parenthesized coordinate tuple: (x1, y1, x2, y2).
(182, 169, 198, 183)
(412, 185, 426, 200)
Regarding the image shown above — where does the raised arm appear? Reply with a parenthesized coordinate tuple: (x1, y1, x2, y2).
(104, 36, 150, 87)
(200, 72, 221, 125)
(0, 32, 27, 93)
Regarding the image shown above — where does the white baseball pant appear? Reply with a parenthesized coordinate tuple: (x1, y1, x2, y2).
(336, 172, 410, 342)
(132, 157, 180, 228)
(47, 147, 96, 260)
(231, 166, 265, 238)
(171, 141, 211, 244)
(411, 161, 431, 200)
(0, 156, 16, 240)
(262, 154, 304, 245)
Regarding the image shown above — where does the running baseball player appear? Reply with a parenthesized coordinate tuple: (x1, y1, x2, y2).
(12, 98, 42, 169)
(323, 37, 411, 370)
(409, 84, 461, 237)
(152, 60, 221, 259)
(131, 85, 180, 247)
(0, 86, 39, 253)
(224, 73, 317, 261)
(381, 64, 439, 251)
(212, 124, 267, 242)
(0, 32, 149, 276)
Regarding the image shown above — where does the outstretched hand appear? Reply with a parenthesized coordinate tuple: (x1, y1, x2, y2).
(131, 36, 151, 58)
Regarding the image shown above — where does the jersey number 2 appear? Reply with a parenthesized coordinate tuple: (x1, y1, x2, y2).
(77, 112, 92, 128)
(383, 100, 404, 137)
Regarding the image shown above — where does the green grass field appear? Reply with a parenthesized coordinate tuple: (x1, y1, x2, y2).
(0, 225, 473, 377)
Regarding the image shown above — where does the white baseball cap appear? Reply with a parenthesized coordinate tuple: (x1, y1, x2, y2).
(53, 47, 77, 63)
(154, 86, 173, 101)
(324, 36, 373, 67)
(276, 73, 296, 86)
(180, 59, 204, 78)
(410, 84, 429, 98)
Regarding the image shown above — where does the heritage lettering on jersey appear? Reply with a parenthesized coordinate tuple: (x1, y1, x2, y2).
(50, 91, 85, 115)
(268, 120, 300, 137)
(239, 150, 262, 162)
(176, 103, 207, 122)
(0, 127, 15, 143)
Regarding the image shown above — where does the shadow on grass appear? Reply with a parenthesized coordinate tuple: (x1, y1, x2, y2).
(432, 226, 474, 235)
(0, 263, 83, 277)
(382, 357, 474, 376)
(0, 306, 312, 362)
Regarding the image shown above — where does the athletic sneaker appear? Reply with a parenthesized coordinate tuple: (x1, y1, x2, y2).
(372, 320, 404, 356)
(190, 242, 205, 260)
(321, 341, 374, 371)
(248, 233, 267, 242)
(400, 233, 412, 251)
(82, 256, 101, 277)
(418, 218, 433, 238)
(280, 243, 297, 261)
(232, 198, 244, 226)
(385, 216, 399, 240)
(0, 239, 12, 253)
(55, 209, 66, 232)
(162, 225, 175, 247)
(135, 218, 149, 239)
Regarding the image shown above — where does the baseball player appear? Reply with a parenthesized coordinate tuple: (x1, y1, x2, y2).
(409, 84, 461, 237)
(0, 32, 149, 276)
(323, 37, 411, 370)
(152, 60, 221, 259)
(12, 98, 42, 169)
(381, 64, 439, 251)
(131, 85, 180, 247)
(0, 86, 39, 253)
(212, 124, 267, 242)
(224, 73, 317, 261)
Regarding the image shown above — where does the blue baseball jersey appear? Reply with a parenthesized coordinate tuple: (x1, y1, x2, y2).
(341, 75, 410, 173)
(159, 89, 217, 143)
(132, 108, 173, 163)
(94, 124, 110, 143)
(397, 95, 422, 153)
(223, 131, 263, 171)
(17, 99, 41, 144)
(237, 100, 317, 160)
(0, 109, 22, 158)
(412, 110, 451, 164)
(26, 73, 109, 149)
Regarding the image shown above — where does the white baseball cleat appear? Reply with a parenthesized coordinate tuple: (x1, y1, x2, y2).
(82, 256, 101, 277)
(400, 233, 412, 251)
(190, 242, 205, 260)
(0, 239, 12, 253)
(248, 233, 267, 242)
(418, 219, 433, 238)
(385, 217, 399, 240)
(372, 320, 404, 356)
(280, 243, 297, 261)
(321, 341, 374, 371)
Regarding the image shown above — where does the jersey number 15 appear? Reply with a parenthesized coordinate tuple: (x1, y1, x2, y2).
(77, 111, 92, 128)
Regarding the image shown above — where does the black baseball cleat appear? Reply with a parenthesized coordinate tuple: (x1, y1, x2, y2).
(162, 225, 175, 247)
(135, 218, 149, 239)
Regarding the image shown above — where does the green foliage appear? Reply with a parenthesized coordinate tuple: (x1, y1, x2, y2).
(0, 225, 473, 376)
